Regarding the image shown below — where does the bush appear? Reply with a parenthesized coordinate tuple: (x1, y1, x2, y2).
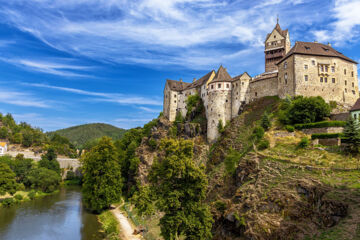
(281, 96, 330, 125)
(224, 148, 242, 176)
(148, 138, 157, 150)
(1, 198, 15, 207)
(294, 121, 346, 130)
(14, 194, 23, 201)
(25, 168, 61, 193)
(257, 139, 270, 150)
(28, 190, 36, 200)
(251, 126, 265, 142)
(214, 200, 227, 212)
(174, 111, 184, 124)
(311, 133, 343, 139)
(285, 125, 295, 132)
(218, 119, 225, 134)
(261, 113, 271, 131)
(298, 137, 310, 148)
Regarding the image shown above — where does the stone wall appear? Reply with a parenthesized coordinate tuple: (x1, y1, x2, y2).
(278, 54, 296, 98)
(232, 74, 251, 118)
(249, 76, 278, 101)
(301, 127, 343, 135)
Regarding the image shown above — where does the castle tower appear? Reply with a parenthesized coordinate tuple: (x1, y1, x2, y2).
(207, 66, 233, 143)
(264, 18, 290, 72)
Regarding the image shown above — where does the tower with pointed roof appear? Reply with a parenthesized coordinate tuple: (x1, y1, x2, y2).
(264, 18, 291, 72)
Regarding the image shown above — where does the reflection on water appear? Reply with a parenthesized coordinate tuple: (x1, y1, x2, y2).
(0, 187, 103, 240)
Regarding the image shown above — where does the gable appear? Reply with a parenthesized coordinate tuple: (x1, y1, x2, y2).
(239, 72, 251, 81)
(205, 71, 216, 86)
(266, 28, 284, 43)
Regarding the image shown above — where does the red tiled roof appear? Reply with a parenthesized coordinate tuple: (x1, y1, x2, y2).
(277, 41, 358, 64)
(350, 98, 360, 111)
(185, 70, 215, 89)
(166, 79, 191, 91)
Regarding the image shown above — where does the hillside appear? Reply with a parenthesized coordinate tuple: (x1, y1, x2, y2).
(47, 123, 126, 148)
(127, 96, 360, 240)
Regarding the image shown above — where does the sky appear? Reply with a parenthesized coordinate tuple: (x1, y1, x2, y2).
(0, 0, 360, 131)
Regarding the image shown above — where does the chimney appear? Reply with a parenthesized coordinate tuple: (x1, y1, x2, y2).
(327, 42, 332, 47)
(193, 78, 196, 83)
(179, 78, 182, 82)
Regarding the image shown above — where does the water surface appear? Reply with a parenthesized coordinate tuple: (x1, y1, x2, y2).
(0, 187, 103, 240)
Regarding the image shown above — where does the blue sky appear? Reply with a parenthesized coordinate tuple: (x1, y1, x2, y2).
(0, 0, 359, 131)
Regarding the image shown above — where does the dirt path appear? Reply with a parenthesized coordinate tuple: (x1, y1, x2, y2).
(111, 207, 142, 240)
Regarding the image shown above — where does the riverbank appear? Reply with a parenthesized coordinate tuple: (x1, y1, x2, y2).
(0, 189, 59, 207)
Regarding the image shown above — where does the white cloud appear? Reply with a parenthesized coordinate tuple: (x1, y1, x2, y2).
(0, 57, 92, 77)
(26, 82, 163, 106)
(138, 106, 161, 113)
(0, 89, 50, 108)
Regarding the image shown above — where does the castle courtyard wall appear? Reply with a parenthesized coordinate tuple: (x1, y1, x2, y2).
(249, 76, 278, 101)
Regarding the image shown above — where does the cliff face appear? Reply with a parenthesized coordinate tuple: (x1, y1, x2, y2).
(134, 97, 360, 240)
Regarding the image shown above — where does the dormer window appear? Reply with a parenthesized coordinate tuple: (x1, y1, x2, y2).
(305, 46, 310, 50)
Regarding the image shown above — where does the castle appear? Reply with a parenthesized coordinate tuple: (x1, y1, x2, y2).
(163, 21, 359, 142)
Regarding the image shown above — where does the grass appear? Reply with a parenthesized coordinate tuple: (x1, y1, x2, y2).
(98, 210, 121, 240)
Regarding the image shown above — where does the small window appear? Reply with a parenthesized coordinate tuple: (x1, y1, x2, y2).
(345, 80, 347, 85)
(284, 62, 287, 69)
(226, 84, 230, 88)
(274, 35, 276, 38)
(320, 65, 324, 72)
(353, 90, 356, 95)
(255, 92, 258, 97)
(320, 77, 323, 82)
(312, 60, 316, 65)
(325, 77, 328, 83)
(218, 83, 221, 89)
(236, 83, 238, 86)
(331, 66, 335, 73)
(355, 114, 357, 119)
(344, 69, 347, 75)
(284, 73, 288, 80)
(332, 78, 335, 83)
(211, 85, 214, 89)
(174, 100, 176, 103)
(352, 82, 355, 87)
(345, 88, 347, 93)
(325, 66, 328, 72)
(242, 82, 244, 86)
(305, 46, 310, 50)
(304, 65, 308, 70)
(304, 75, 308, 81)
(352, 71, 354, 77)
(174, 94, 177, 97)
(226, 99, 228, 102)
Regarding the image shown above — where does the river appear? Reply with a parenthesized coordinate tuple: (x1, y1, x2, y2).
(0, 187, 103, 240)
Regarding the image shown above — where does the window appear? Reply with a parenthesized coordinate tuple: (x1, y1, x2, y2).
(325, 77, 328, 83)
(331, 66, 335, 73)
(274, 35, 276, 38)
(242, 82, 244, 86)
(352, 71, 354, 77)
(304, 65, 308, 70)
(325, 66, 328, 72)
(174, 100, 176, 103)
(218, 83, 221, 89)
(211, 85, 214, 89)
(345, 80, 347, 85)
(174, 94, 177, 97)
(320, 77, 323, 82)
(353, 90, 356, 95)
(320, 65, 324, 72)
(226, 84, 229, 88)
(355, 114, 357, 120)
(226, 100, 228, 102)
(284, 62, 287, 69)
(344, 69, 347, 75)
(312, 60, 316, 65)
(255, 92, 258, 97)
(304, 75, 308, 81)
(345, 88, 347, 93)
(332, 78, 335, 83)
(352, 82, 354, 87)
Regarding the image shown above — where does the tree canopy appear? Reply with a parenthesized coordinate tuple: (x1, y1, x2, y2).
(0, 162, 18, 195)
(148, 138, 213, 240)
(82, 136, 123, 213)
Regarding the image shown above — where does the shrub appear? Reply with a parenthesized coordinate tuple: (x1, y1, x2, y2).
(218, 119, 225, 134)
(148, 138, 157, 150)
(261, 113, 271, 131)
(329, 101, 337, 109)
(285, 125, 295, 132)
(169, 125, 177, 138)
(251, 126, 265, 142)
(214, 200, 227, 212)
(294, 121, 346, 130)
(285, 96, 330, 124)
(2, 198, 15, 207)
(186, 94, 201, 115)
(298, 137, 309, 149)
(28, 190, 36, 200)
(311, 133, 343, 139)
(174, 111, 184, 124)
(224, 148, 242, 176)
(14, 194, 23, 201)
(257, 139, 270, 150)
(25, 168, 61, 193)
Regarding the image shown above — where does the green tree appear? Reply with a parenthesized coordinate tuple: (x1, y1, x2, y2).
(343, 117, 360, 154)
(261, 112, 271, 131)
(0, 162, 18, 195)
(21, 129, 34, 147)
(11, 132, 23, 144)
(13, 154, 34, 183)
(39, 148, 60, 174)
(224, 148, 241, 176)
(287, 96, 330, 124)
(149, 138, 213, 240)
(25, 168, 61, 192)
(0, 127, 8, 139)
(82, 137, 123, 213)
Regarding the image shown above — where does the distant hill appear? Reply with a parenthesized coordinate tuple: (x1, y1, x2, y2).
(47, 123, 126, 148)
